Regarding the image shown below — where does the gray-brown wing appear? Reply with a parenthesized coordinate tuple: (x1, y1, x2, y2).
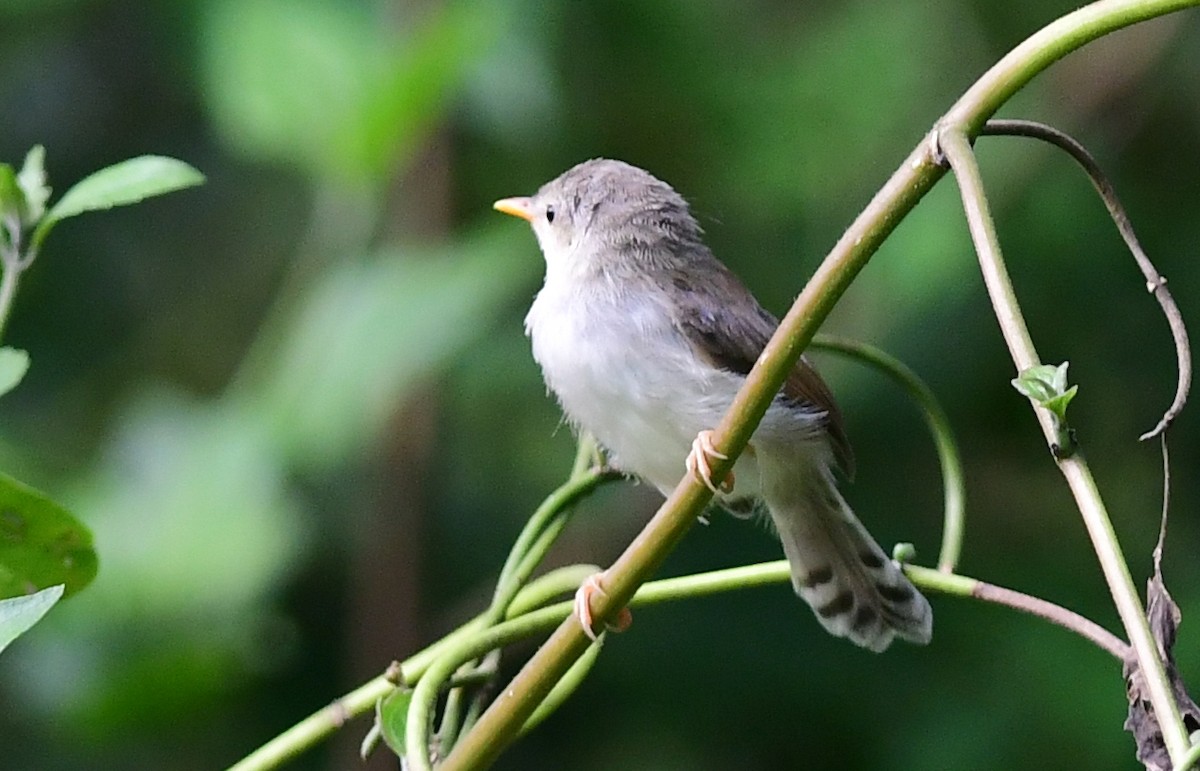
(667, 263, 855, 476)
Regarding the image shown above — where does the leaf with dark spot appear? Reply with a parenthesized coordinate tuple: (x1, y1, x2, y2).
(0, 472, 97, 598)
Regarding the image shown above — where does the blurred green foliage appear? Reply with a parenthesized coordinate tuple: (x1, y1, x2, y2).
(0, 0, 1198, 769)
(0, 148, 203, 631)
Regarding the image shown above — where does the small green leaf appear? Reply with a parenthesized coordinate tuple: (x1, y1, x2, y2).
(1043, 384, 1079, 422)
(1011, 374, 1053, 404)
(0, 347, 30, 397)
(1022, 364, 1060, 381)
(1012, 362, 1078, 424)
(17, 145, 49, 223)
(32, 156, 205, 250)
(0, 471, 97, 598)
(377, 688, 413, 757)
(0, 583, 63, 655)
(1051, 361, 1070, 394)
(0, 164, 26, 225)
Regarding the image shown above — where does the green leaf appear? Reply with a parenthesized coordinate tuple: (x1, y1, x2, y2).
(0, 472, 98, 598)
(16, 145, 49, 223)
(0, 583, 63, 655)
(376, 688, 413, 757)
(0, 347, 30, 397)
(1051, 361, 1070, 394)
(1012, 362, 1077, 422)
(0, 163, 25, 226)
(1043, 385, 1079, 422)
(1011, 373, 1053, 404)
(32, 156, 205, 250)
(1021, 364, 1060, 382)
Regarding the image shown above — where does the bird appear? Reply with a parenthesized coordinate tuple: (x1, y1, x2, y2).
(494, 158, 932, 652)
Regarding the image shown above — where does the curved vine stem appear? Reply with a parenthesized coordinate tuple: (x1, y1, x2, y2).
(811, 336, 966, 572)
(407, 437, 619, 766)
(979, 119, 1191, 441)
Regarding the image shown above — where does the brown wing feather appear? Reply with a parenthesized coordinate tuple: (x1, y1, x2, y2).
(784, 357, 855, 477)
(666, 262, 855, 476)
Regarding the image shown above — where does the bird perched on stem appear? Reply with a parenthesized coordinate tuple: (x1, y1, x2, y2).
(495, 158, 932, 652)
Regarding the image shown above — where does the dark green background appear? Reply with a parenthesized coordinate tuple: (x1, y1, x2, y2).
(1, 1, 1199, 768)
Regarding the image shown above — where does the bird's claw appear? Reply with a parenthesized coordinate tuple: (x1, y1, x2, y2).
(574, 573, 633, 641)
(686, 429, 734, 494)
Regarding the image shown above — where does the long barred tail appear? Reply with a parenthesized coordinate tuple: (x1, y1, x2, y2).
(760, 452, 932, 652)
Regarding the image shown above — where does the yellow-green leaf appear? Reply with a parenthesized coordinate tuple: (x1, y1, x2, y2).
(32, 156, 204, 250)
(0, 472, 97, 598)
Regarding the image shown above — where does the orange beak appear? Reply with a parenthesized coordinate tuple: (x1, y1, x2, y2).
(493, 196, 535, 222)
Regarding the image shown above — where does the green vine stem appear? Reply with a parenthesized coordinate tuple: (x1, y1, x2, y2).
(407, 436, 617, 766)
(442, 3, 1200, 769)
(232, 556, 1139, 771)
(423, 436, 618, 758)
(936, 126, 1189, 762)
(226, 564, 600, 771)
(517, 633, 604, 737)
(231, 542, 1143, 771)
(494, 435, 606, 595)
(811, 336, 966, 572)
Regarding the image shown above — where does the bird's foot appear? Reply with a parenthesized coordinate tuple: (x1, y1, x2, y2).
(686, 429, 734, 494)
(574, 573, 633, 641)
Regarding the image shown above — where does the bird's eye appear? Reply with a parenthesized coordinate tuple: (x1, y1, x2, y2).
(545, 206, 556, 224)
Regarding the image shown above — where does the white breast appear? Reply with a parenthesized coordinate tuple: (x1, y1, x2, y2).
(525, 276, 822, 496)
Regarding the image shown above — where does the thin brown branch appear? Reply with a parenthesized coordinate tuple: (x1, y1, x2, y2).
(975, 581, 1130, 660)
(980, 119, 1192, 440)
(905, 563, 1129, 659)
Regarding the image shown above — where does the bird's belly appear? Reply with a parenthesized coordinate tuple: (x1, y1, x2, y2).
(529, 297, 764, 495)
(560, 360, 734, 494)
